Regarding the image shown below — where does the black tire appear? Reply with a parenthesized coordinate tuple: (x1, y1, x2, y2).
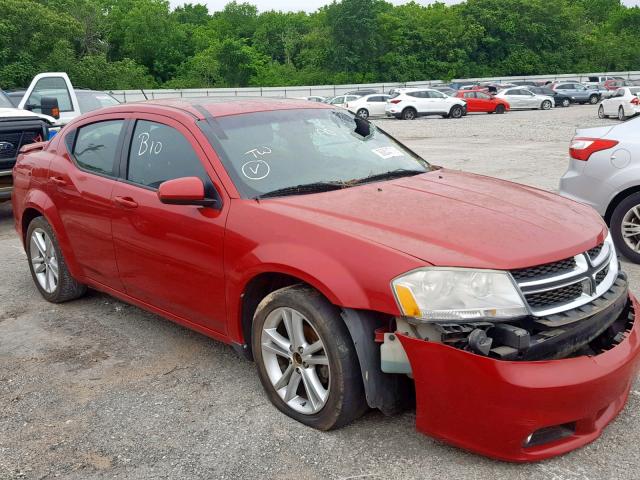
(610, 193, 640, 263)
(401, 107, 417, 120)
(598, 105, 606, 119)
(618, 106, 626, 121)
(561, 98, 571, 107)
(495, 104, 506, 114)
(252, 285, 367, 431)
(26, 216, 86, 303)
(541, 100, 552, 110)
(356, 108, 369, 119)
(589, 94, 599, 105)
(449, 105, 463, 119)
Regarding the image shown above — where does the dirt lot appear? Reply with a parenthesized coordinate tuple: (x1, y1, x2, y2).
(1, 105, 639, 480)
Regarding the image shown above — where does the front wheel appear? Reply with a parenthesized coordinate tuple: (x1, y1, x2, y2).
(541, 100, 552, 110)
(561, 98, 571, 107)
(356, 108, 369, 119)
(598, 105, 606, 119)
(252, 285, 366, 430)
(449, 105, 463, 119)
(610, 193, 640, 263)
(495, 104, 506, 114)
(589, 95, 599, 105)
(26, 217, 86, 303)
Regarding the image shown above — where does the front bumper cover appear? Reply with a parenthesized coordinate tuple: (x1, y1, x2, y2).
(398, 294, 640, 462)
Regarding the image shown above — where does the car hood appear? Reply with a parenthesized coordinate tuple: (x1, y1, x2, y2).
(0, 107, 55, 124)
(262, 169, 606, 270)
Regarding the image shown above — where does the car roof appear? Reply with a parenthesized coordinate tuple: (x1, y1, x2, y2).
(78, 96, 333, 121)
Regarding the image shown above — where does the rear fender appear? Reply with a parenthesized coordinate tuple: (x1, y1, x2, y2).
(22, 188, 83, 279)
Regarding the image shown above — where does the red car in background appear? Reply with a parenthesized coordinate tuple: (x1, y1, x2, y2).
(11, 98, 640, 462)
(456, 90, 510, 114)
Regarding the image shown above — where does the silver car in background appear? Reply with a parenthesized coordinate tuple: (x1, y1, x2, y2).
(496, 88, 555, 110)
(560, 116, 640, 262)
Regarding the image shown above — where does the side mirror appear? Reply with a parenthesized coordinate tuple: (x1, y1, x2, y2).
(41, 97, 60, 119)
(157, 177, 218, 208)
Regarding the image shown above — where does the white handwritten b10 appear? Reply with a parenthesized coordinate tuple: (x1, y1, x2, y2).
(138, 132, 163, 156)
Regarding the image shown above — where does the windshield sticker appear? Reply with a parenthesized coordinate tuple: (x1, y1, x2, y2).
(242, 160, 270, 180)
(137, 132, 162, 156)
(372, 146, 404, 159)
(244, 146, 272, 159)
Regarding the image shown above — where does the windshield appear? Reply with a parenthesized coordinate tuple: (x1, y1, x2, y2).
(0, 91, 14, 108)
(200, 108, 431, 198)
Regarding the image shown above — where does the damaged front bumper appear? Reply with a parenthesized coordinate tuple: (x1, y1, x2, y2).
(397, 292, 640, 462)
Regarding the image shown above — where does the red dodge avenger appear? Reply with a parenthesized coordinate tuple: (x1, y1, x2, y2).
(12, 98, 640, 461)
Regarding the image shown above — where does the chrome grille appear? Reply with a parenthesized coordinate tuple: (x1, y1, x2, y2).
(511, 240, 618, 317)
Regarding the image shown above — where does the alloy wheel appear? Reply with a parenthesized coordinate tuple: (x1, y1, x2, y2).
(598, 105, 605, 118)
(618, 107, 625, 121)
(29, 228, 58, 293)
(621, 206, 640, 253)
(260, 307, 330, 415)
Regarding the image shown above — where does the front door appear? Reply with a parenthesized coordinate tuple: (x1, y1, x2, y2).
(110, 115, 228, 333)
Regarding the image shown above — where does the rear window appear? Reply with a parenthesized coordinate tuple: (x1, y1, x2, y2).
(630, 88, 640, 95)
(72, 120, 124, 176)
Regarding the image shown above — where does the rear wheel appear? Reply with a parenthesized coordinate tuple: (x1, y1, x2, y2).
(598, 105, 606, 119)
(589, 94, 599, 105)
(541, 100, 552, 110)
(611, 193, 640, 263)
(252, 285, 367, 430)
(401, 107, 416, 120)
(618, 106, 627, 121)
(495, 104, 506, 114)
(26, 217, 86, 303)
(449, 105, 463, 119)
(356, 108, 369, 120)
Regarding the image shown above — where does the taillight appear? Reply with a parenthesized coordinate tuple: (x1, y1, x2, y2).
(569, 137, 618, 161)
(631, 97, 639, 105)
(390, 99, 402, 104)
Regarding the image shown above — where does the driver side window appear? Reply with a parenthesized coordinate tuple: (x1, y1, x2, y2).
(26, 77, 73, 113)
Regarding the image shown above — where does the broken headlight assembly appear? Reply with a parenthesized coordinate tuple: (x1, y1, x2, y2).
(391, 268, 528, 322)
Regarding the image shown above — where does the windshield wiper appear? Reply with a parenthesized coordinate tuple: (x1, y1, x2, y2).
(349, 168, 426, 186)
(257, 181, 348, 199)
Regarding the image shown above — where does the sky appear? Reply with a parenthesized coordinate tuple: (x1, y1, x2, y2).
(169, 0, 639, 12)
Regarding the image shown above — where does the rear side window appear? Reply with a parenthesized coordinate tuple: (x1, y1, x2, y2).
(127, 120, 209, 189)
(72, 120, 124, 176)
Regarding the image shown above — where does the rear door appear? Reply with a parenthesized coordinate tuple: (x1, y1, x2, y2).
(110, 114, 228, 333)
(48, 114, 127, 290)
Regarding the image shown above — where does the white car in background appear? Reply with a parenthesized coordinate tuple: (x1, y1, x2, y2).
(385, 88, 466, 120)
(496, 88, 555, 110)
(560, 116, 640, 262)
(346, 94, 391, 119)
(297, 96, 326, 103)
(326, 95, 360, 108)
(598, 87, 640, 121)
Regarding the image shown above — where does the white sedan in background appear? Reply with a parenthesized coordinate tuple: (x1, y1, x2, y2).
(496, 88, 555, 110)
(346, 94, 391, 119)
(598, 87, 640, 121)
(326, 95, 360, 108)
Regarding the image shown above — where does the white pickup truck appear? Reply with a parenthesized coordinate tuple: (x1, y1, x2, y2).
(9, 72, 120, 126)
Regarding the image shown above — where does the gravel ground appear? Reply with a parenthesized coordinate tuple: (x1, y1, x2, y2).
(1, 104, 639, 480)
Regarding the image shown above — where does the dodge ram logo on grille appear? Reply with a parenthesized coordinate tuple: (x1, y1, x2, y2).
(0, 141, 14, 152)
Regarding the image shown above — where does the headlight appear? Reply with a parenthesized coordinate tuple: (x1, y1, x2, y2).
(391, 268, 528, 322)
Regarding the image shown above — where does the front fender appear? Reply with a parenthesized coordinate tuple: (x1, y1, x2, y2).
(226, 242, 372, 342)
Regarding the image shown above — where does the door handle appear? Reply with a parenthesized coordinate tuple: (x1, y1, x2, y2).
(50, 176, 67, 187)
(113, 196, 138, 209)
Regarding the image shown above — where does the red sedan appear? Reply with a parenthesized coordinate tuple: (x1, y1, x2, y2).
(456, 89, 510, 113)
(12, 98, 640, 462)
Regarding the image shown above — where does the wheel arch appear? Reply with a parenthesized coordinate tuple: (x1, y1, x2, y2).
(605, 185, 640, 224)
